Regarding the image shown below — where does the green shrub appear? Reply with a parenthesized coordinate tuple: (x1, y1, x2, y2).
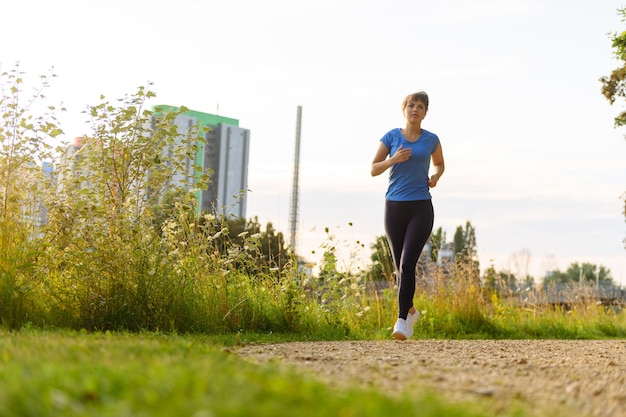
(0, 64, 62, 328)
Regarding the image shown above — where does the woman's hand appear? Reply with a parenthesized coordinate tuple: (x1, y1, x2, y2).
(391, 145, 411, 163)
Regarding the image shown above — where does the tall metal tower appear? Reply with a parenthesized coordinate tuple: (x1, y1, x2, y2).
(289, 105, 302, 254)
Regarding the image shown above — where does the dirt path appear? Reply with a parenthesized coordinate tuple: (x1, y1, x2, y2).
(237, 340, 626, 417)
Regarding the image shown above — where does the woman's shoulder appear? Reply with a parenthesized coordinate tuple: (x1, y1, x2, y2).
(384, 127, 402, 136)
(381, 128, 402, 143)
(422, 129, 440, 143)
(422, 128, 438, 138)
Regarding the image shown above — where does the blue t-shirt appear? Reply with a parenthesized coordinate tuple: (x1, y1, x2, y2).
(381, 127, 440, 201)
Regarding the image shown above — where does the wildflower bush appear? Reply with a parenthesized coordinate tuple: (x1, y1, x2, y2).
(0, 64, 62, 328)
(40, 82, 205, 331)
(0, 65, 350, 336)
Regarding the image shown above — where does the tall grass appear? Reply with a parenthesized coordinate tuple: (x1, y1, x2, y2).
(353, 256, 626, 340)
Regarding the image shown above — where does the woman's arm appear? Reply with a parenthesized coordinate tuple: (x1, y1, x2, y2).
(371, 143, 411, 177)
(428, 143, 445, 188)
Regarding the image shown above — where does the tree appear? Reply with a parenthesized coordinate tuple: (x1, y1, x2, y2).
(367, 221, 480, 281)
(600, 7, 626, 246)
(482, 263, 517, 293)
(429, 226, 444, 263)
(196, 214, 291, 276)
(600, 7, 626, 127)
(453, 221, 477, 260)
(243, 217, 290, 273)
(368, 235, 394, 282)
(452, 221, 479, 271)
(542, 262, 614, 290)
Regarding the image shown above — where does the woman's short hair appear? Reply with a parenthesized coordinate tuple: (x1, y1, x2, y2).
(402, 91, 429, 112)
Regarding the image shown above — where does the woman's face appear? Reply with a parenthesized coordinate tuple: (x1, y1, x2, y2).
(404, 100, 427, 123)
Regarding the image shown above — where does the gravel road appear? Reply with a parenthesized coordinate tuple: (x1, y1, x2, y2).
(237, 340, 626, 417)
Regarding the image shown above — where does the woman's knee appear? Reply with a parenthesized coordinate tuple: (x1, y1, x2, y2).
(399, 262, 417, 278)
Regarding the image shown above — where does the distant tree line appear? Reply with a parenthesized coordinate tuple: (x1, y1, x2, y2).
(367, 220, 616, 292)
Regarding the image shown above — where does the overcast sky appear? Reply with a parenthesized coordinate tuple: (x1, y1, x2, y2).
(3, 0, 625, 283)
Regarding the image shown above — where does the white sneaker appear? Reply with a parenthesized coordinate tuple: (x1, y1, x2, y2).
(406, 309, 421, 338)
(392, 318, 409, 340)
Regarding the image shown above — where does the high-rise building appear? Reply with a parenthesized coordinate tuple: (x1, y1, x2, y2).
(152, 105, 251, 219)
(38, 161, 54, 227)
(16, 161, 54, 232)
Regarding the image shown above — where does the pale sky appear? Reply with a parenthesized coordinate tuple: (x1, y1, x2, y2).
(3, 0, 626, 284)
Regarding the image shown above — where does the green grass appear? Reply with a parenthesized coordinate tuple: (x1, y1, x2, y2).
(0, 329, 532, 417)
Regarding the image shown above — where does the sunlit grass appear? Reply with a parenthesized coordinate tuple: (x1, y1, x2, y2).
(0, 329, 534, 417)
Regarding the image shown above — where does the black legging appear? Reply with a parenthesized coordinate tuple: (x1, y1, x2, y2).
(384, 199, 434, 320)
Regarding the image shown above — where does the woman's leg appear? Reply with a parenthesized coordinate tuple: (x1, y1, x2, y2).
(385, 200, 434, 320)
(384, 200, 408, 288)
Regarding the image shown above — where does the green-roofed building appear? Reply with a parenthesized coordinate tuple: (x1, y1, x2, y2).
(152, 105, 250, 219)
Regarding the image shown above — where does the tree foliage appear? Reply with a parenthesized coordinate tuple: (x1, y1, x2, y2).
(429, 226, 444, 263)
(600, 8, 626, 127)
(600, 7, 626, 244)
(452, 221, 479, 278)
(367, 221, 479, 281)
(483, 264, 516, 292)
(368, 235, 394, 282)
(541, 262, 614, 290)
(212, 215, 291, 275)
(453, 221, 477, 260)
